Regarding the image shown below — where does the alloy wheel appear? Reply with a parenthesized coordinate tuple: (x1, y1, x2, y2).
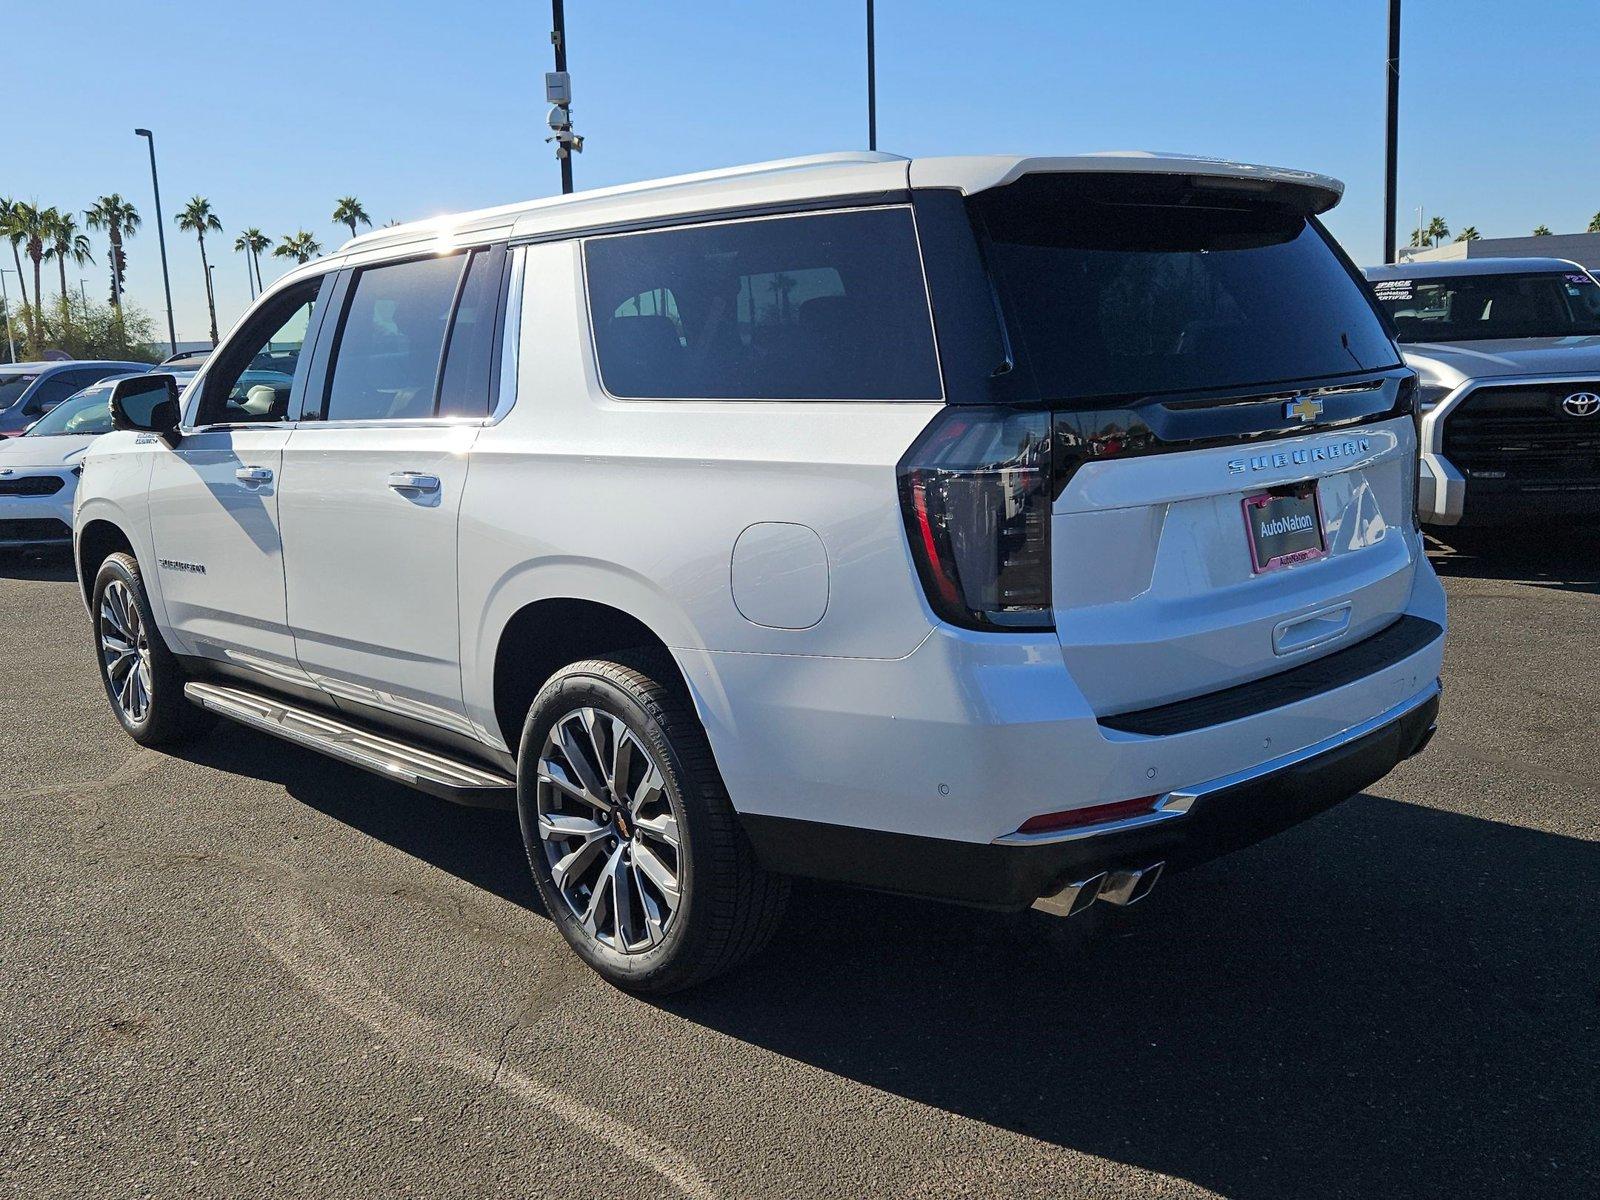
(99, 579, 153, 724)
(536, 707, 683, 954)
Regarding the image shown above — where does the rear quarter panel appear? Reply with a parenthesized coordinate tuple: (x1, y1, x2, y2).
(457, 240, 941, 749)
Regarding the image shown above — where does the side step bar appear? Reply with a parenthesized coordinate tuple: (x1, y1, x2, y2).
(183, 681, 516, 809)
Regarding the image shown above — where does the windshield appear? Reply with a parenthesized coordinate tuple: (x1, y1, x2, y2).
(24, 386, 113, 436)
(0, 373, 39, 410)
(972, 175, 1399, 401)
(1373, 270, 1600, 342)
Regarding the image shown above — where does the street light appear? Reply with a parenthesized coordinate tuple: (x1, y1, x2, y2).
(134, 128, 179, 357)
(0, 268, 18, 363)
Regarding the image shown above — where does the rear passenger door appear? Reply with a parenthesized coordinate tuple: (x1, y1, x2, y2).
(278, 245, 508, 736)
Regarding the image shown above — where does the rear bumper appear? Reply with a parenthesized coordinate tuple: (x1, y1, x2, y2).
(741, 682, 1439, 908)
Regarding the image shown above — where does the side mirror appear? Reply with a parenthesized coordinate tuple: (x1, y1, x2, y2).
(109, 374, 182, 439)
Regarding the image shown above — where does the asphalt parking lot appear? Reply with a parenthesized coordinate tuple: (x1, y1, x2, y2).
(2, 536, 1596, 1199)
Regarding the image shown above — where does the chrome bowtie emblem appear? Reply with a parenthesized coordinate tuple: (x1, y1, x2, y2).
(1562, 391, 1600, 417)
(1286, 395, 1323, 423)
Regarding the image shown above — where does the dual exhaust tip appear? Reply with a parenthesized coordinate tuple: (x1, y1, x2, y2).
(1032, 862, 1164, 918)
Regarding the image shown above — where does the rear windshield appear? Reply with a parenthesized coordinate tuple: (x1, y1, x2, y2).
(972, 175, 1399, 401)
(1372, 271, 1600, 342)
(583, 207, 942, 401)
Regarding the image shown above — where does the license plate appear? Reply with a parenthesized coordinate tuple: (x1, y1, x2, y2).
(1243, 483, 1325, 573)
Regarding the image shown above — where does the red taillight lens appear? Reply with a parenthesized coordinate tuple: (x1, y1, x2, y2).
(896, 407, 1053, 631)
(1016, 795, 1158, 835)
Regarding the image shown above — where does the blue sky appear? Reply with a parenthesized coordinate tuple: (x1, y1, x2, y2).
(11, 0, 1598, 344)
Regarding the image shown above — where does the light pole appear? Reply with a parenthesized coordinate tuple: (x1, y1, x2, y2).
(0, 268, 17, 363)
(546, 1, 583, 194)
(866, 0, 877, 151)
(134, 128, 179, 356)
(1383, 0, 1401, 263)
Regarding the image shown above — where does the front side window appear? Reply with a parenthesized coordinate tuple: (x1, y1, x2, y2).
(1373, 271, 1600, 342)
(584, 208, 942, 400)
(973, 174, 1401, 402)
(322, 254, 464, 422)
(0, 374, 39, 410)
(197, 279, 324, 425)
(24, 385, 114, 436)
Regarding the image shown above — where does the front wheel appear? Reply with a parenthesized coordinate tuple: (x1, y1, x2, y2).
(516, 657, 788, 993)
(91, 552, 209, 746)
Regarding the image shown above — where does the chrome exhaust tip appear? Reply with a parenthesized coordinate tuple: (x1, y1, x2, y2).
(1031, 871, 1106, 918)
(1097, 862, 1165, 908)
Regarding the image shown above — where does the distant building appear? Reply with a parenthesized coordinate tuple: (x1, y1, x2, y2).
(1399, 232, 1600, 272)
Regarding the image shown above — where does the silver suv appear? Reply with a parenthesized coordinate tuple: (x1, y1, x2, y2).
(1364, 257, 1600, 526)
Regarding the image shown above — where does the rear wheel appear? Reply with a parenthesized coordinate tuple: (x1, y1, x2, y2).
(91, 552, 209, 746)
(515, 657, 788, 993)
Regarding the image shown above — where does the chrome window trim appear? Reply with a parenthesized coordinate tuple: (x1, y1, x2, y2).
(994, 679, 1442, 847)
(577, 203, 947, 405)
(489, 245, 525, 425)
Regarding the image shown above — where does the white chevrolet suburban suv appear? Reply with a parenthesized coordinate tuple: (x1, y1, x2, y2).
(75, 152, 1445, 992)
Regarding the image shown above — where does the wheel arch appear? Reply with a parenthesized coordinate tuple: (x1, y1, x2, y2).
(75, 518, 136, 607)
(487, 595, 706, 756)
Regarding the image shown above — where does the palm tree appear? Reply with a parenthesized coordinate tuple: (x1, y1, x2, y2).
(85, 195, 140, 307)
(1590, 212, 1600, 234)
(332, 196, 372, 240)
(1532, 224, 1553, 237)
(0, 199, 31, 325)
(273, 230, 323, 265)
(1454, 226, 1481, 243)
(44, 211, 93, 333)
(1425, 216, 1450, 247)
(177, 196, 223, 344)
(9, 203, 51, 349)
(234, 228, 268, 298)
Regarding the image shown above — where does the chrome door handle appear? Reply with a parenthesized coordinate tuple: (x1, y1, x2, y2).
(387, 471, 441, 493)
(235, 465, 274, 485)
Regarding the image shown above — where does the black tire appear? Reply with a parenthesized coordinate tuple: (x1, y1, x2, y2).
(91, 551, 211, 746)
(515, 656, 788, 993)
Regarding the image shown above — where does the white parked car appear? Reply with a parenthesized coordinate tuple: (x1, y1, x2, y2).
(0, 380, 122, 551)
(74, 152, 1445, 991)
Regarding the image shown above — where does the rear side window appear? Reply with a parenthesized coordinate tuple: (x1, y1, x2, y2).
(323, 254, 464, 421)
(437, 248, 504, 417)
(584, 208, 942, 400)
(973, 175, 1401, 401)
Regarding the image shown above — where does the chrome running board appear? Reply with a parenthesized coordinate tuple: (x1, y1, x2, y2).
(183, 681, 516, 809)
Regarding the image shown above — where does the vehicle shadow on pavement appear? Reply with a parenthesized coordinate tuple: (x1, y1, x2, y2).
(179, 727, 1598, 1197)
(181, 731, 545, 916)
(1427, 530, 1600, 596)
(661, 797, 1599, 1199)
(0, 551, 76, 583)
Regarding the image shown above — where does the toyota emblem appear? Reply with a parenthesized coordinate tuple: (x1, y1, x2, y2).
(1563, 391, 1600, 417)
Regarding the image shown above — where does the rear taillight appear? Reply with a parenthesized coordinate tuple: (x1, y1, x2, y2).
(896, 407, 1053, 631)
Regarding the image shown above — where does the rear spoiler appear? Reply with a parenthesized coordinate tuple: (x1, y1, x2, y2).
(910, 153, 1344, 215)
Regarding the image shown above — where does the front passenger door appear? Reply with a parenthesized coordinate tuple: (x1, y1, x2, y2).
(145, 279, 328, 680)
